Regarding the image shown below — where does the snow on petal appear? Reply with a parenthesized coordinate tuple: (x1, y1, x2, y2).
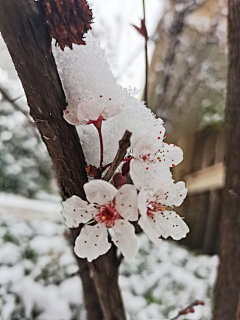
(115, 184, 138, 221)
(154, 210, 189, 240)
(138, 216, 162, 245)
(160, 143, 183, 168)
(112, 220, 138, 259)
(74, 224, 111, 262)
(130, 160, 172, 190)
(77, 100, 104, 122)
(84, 180, 117, 205)
(132, 136, 157, 159)
(61, 195, 97, 228)
(132, 123, 165, 155)
(63, 105, 86, 126)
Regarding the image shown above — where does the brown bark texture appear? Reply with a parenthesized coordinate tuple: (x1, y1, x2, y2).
(0, 1, 126, 320)
(213, 0, 240, 319)
(70, 228, 104, 320)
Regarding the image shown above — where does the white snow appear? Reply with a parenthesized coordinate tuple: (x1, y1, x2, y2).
(0, 265, 24, 285)
(12, 277, 72, 320)
(53, 32, 163, 167)
(0, 242, 22, 265)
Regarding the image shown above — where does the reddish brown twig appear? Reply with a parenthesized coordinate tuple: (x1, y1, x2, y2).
(103, 130, 132, 182)
(170, 300, 205, 320)
(132, 0, 149, 106)
(142, 0, 148, 106)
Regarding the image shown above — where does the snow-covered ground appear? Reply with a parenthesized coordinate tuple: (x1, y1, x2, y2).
(0, 194, 218, 320)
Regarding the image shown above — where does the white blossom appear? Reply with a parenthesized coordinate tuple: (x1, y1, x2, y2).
(61, 180, 138, 262)
(138, 181, 189, 244)
(130, 132, 183, 189)
(64, 98, 121, 126)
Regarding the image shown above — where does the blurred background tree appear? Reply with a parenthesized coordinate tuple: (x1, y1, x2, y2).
(0, 68, 53, 198)
(147, 0, 227, 254)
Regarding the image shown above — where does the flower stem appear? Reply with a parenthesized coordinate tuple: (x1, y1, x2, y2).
(97, 126, 104, 168)
(122, 156, 133, 162)
(101, 162, 112, 172)
(92, 117, 104, 168)
(101, 156, 133, 174)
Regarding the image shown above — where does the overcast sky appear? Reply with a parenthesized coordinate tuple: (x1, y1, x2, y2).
(91, 0, 164, 95)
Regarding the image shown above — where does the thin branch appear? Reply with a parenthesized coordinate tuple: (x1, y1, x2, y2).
(170, 300, 205, 320)
(0, 87, 41, 142)
(142, 0, 148, 105)
(103, 130, 132, 182)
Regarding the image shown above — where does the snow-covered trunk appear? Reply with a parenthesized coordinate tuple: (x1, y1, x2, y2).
(213, 0, 240, 319)
(0, 1, 126, 319)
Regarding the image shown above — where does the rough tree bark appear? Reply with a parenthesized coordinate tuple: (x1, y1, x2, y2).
(0, 1, 126, 319)
(213, 0, 240, 319)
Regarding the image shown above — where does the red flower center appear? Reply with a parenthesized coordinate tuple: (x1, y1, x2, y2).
(147, 201, 166, 218)
(87, 115, 104, 130)
(139, 153, 151, 163)
(96, 204, 121, 228)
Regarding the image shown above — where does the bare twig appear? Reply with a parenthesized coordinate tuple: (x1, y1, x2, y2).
(103, 130, 132, 182)
(170, 300, 205, 320)
(142, 0, 148, 105)
(0, 87, 41, 142)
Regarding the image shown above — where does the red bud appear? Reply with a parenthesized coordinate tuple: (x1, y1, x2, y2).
(122, 161, 130, 178)
(113, 173, 127, 189)
(188, 307, 195, 313)
(132, 19, 148, 41)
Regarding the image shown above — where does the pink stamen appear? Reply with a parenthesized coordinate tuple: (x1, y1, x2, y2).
(146, 201, 166, 218)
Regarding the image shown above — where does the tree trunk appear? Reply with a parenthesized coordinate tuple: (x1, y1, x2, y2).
(70, 228, 104, 320)
(0, 1, 126, 319)
(90, 246, 127, 320)
(213, 0, 240, 319)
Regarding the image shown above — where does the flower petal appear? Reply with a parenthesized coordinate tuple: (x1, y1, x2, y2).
(112, 220, 138, 259)
(74, 224, 111, 262)
(160, 143, 183, 167)
(115, 184, 138, 221)
(84, 180, 117, 205)
(137, 187, 151, 219)
(138, 216, 162, 245)
(63, 107, 86, 126)
(132, 122, 165, 157)
(132, 136, 156, 159)
(61, 195, 97, 228)
(77, 100, 104, 122)
(153, 181, 187, 207)
(154, 210, 189, 240)
(130, 160, 172, 190)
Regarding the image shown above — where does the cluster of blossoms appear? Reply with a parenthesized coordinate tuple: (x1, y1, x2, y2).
(57, 33, 189, 262)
